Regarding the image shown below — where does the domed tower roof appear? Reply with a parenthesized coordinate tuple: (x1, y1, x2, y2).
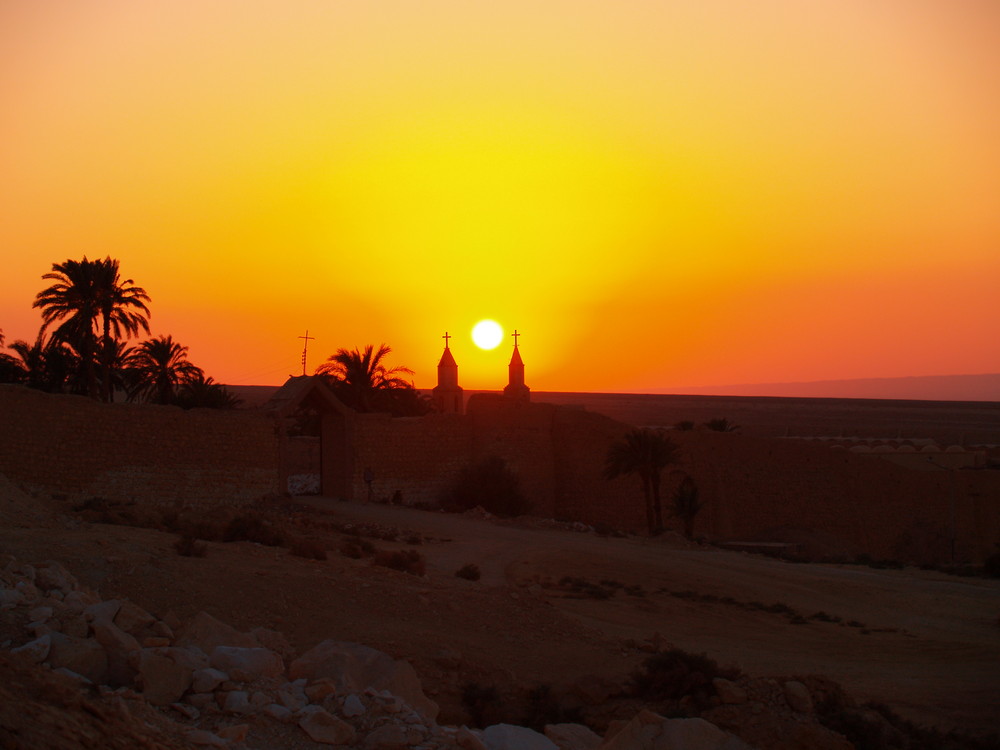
(503, 329, 530, 402)
(432, 331, 463, 414)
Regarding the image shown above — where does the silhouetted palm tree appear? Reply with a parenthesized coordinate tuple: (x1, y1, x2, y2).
(7, 330, 80, 392)
(33, 257, 150, 401)
(604, 428, 682, 534)
(672, 473, 703, 540)
(174, 374, 242, 410)
(316, 344, 414, 413)
(0, 329, 24, 384)
(126, 335, 203, 405)
(93, 258, 150, 402)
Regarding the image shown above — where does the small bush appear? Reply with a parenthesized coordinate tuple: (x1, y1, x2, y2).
(290, 538, 327, 560)
(455, 563, 481, 581)
(374, 549, 426, 576)
(174, 535, 207, 558)
(440, 455, 532, 518)
(340, 541, 364, 559)
(629, 649, 741, 707)
(520, 684, 582, 731)
(461, 683, 502, 728)
(405, 535, 423, 545)
(224, 515, 286, 547)
(674, 420, 696, 431)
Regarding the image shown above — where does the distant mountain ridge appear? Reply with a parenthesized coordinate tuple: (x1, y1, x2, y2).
(662, 373, 1000, 402)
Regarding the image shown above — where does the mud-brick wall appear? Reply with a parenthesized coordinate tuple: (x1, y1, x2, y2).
(351, 412, 474, 505)
(0, 385, 280, 508)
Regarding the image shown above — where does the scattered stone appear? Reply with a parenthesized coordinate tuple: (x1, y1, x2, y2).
(278, 681, 309, 711)
(131, 649, 192, 706)
(544, 722, 602, 750)
(47, 632, 109, 684)
(85, 599, 122, 625)
(187, 728, 227, 747)
(364, 723, 410, 748)
(299, 706, 358, 745)
(713, 677, 748, 705)
(192, 667, 229, 693)
(11, 633, 51, 663)
(210, 645, 284, 682)
(217, 723, 249, 742)
(113, 600, 157, 635)
(171, 702, 200, 720)
(600, 711, 753, 750)
(290, 639, 439, 721)
(176, 611, 258, 653)
(29, 605, 53, 622)
(483, 723, 559, 750)
(305, 677, 339, 702)
(783, 680, 814, 714)
(34, 561, 76, 593)
(263, 703, 294, 721)
(222, 690, 253, 715)
(343, 693, 367, 717)
(455, 727, 488, 750)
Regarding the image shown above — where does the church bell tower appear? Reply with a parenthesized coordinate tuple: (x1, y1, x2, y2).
(503, 329, 531, 403)
(432, 332, 464, 414)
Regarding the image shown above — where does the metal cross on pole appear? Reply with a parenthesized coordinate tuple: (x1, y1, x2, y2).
(511, 329, 520, 347)
(298, 330, 315, 376)
(442, 331, 451, 348)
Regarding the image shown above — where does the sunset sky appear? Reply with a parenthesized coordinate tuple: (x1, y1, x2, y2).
(2, 1, 998, 393)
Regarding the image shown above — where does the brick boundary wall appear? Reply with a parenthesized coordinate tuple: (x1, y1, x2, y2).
(0, 385, 280, 508)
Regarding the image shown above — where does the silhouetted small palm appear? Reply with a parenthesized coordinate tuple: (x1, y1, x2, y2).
(174, 374, 242, 410)
(126, 335, 203, 405)
(316, 343, 415, 413)
(33, 256, 149, 401)
(604, 428, 682, 534)
(704, 417, 739, 433)
(7, 329, 81, 393)
(672, 474, 703, 540)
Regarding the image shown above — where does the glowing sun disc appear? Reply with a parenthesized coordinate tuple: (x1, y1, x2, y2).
(472, 319, 503, 350)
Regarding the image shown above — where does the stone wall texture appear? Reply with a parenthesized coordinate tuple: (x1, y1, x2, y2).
(0, 385, 280, 508)
(2, 383, 998, 564)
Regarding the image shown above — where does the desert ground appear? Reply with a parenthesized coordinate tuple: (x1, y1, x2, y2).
(2, 477, 998, 746)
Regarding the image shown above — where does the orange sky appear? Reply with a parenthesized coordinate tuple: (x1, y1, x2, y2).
(2, 1, 998, 393)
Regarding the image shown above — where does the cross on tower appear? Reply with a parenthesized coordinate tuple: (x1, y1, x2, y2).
(442, 331, 451, 348)
(298, 330, 315, 376)
(511, 329, 520, 347)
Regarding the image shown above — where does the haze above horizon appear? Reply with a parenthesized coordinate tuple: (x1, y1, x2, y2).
(2, 1, 998, 396)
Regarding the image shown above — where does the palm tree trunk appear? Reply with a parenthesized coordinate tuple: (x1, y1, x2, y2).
(651, 470, 663, 533)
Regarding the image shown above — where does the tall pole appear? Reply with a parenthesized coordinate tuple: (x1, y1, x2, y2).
(299, 330, 315, 376)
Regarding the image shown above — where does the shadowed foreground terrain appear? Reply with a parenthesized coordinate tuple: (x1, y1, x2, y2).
(2, 478, 998, 748)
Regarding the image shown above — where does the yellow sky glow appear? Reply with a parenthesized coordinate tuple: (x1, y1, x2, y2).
(1, 1, 998, 392)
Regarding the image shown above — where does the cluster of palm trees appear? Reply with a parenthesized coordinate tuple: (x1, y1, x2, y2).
(1, 257, 237, 408)
(314, 343, 429, 417)
(604, 428, 702, 538)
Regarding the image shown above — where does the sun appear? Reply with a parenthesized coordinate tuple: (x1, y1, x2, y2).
(471, 319, 504, 350)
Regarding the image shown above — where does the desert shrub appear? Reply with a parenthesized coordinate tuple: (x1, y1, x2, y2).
(405, 534, 423, 545)
(455, 563, 481, 581)
(290, 538, 327, 560)
(983, 548, 1000, 578)
(174, 535, 207, 558)
(373, 549, 426, 576)
(520, 684, 582, 731)
(223, 515, 286, 547)
(558, 576, 614, 600)
(440, 455, 531, 518)
(340, 541, 364, 559)
(629, 649, 741, 708)
(703, 418, 739, 433)
(673, 420, 695, 431)
(461, 683, 503, 728)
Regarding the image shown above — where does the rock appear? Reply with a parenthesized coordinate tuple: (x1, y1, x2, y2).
(192, 667, 229, 693)
(187, 729, 227, 747)
(0, 588, 25, 609)
(62, 590, 98, 613)
(364, 723, 410, 748)
(84, 599, 121, 625)
(545, 723, 602, 750)
(290, 640, 438, 721)
(783, 681, 813, 714)
(34, 561, 76, 593)
(343, 693, 367, 717)
(29, 605, 53, 622)
(218, 724, 250, 742)
(210, 645, 284, 682)
(176, 611, 258, 653)
(11, 634, 51, 663)
(91, 618, 141, 653)
(47, 633, 108, 684)
(263, 703, 294, 721)
(113, 600, 156, 635)
(62, 614, 89, 639)
(433, 648, 463, 670)
(305, 677, 339, 702)
(483, 724, 559, 750)
(599, 711, 752, 750)
(132, 649, 193, 706)
(171, 702, 200, 720)
(299, 706, 357, 745)
(222, 690, 253, 715)
(455, 727, 488, 750)
(251, 626, 294, 659)
(278, 681, 309, 711)
(713, 678, 748, 705)
(154, 645, 209, 672)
